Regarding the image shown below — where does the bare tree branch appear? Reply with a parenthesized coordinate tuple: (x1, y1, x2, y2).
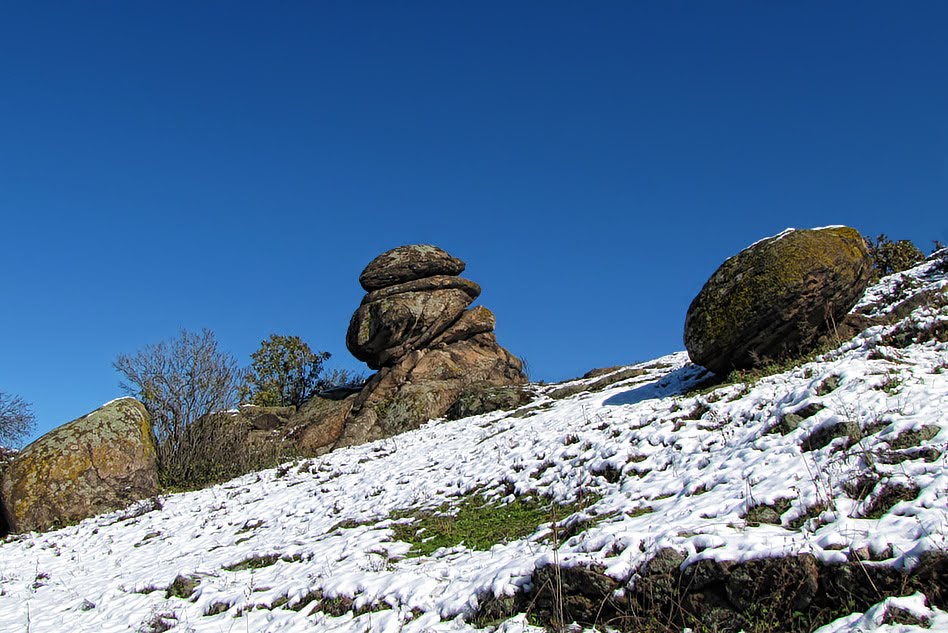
(114, 328, 243, 480)
(0, 391, 36, 448)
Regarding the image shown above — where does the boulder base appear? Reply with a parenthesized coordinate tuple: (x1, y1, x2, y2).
(335, 333, 526, 448)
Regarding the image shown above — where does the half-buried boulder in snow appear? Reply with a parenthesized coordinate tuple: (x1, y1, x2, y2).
(684, 226, 873, 375)
(0, 398, 158, 533)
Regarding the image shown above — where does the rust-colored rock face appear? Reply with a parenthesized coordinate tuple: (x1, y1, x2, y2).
(684, 226, 873, 374)
(0, 398, 158, 533)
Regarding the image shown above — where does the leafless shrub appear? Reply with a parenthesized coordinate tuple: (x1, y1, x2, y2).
(0, 391, 36, 448)
(114, 328, 243, 486)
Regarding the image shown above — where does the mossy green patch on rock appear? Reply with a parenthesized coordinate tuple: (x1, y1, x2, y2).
(0, 398, 159, 533)
(684, 227, 872, 374)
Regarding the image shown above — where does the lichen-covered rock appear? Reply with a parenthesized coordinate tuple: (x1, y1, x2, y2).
(347, 288, 475, 369)
(430, 306, 496, 347)
(446, 383, 532, 420)
(236, 405, 296, 430)
(684, 226, 872, 374)
(359, 244, 465, 291)
(0, 398, 158, 533)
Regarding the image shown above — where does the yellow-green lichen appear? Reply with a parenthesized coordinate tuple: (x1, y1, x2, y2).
(1, 398, 159, 533)
(685, 227, 871, 371)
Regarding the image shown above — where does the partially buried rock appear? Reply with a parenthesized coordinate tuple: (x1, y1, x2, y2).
(0, 398, 158, 533)
(684, 226, 872, 374)
(359, 244, 466, 291)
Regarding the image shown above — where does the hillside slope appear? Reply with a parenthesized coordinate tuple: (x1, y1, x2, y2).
(1, 252, 946, 633)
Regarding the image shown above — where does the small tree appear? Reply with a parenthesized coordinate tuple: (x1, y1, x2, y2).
(242, 335, 331, 407)
(114, 328, 243, 480)
(320, 368, 368, 390)
(867, 234, 925, 279)
(0, 391, 36, 448)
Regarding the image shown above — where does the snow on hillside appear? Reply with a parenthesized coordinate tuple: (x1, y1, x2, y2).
(1, 253, 947, 633)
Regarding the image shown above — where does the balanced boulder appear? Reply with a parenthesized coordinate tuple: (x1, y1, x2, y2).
(0, 398, 158, 533)
(684, 226, 872, 374)
(359, 244, 466, 291)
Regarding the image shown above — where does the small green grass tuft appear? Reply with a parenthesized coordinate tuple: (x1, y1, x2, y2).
(222, 553, 282, 571)
(390, 491, 596, 557)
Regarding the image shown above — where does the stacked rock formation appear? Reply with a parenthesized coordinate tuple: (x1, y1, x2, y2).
(684, 226, 873, 374)
(157, 245, 527, 479)
(335, 245, 527, 446)
(347, 245, 479, 369)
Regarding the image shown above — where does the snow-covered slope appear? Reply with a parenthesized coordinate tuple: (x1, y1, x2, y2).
(1, 253, 947, 633)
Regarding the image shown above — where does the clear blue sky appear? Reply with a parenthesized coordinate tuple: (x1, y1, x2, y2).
(2, 2, 946, 441)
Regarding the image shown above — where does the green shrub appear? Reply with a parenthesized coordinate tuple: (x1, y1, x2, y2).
(866, 234, 924, 279)
(242, 334, 331, 407)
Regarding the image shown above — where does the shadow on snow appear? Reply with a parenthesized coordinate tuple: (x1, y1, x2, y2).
(603, 364, 710, 406)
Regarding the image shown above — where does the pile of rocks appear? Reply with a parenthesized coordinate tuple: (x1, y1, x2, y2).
(347, 245, 482, 369)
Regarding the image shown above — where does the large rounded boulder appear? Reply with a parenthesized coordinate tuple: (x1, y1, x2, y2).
(0, 398, 158, 533)
(684, 226, 872, 374)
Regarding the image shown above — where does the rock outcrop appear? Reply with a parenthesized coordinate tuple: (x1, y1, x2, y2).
(195, 245, 526, 463)
(1, 398, 159, 533)
(333, 244, 527, 447)
(684, 226, 873, 374)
